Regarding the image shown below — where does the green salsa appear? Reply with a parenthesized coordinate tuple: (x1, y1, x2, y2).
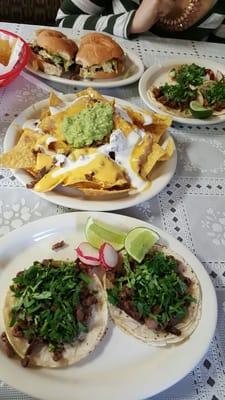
(62, 102, 114, 148)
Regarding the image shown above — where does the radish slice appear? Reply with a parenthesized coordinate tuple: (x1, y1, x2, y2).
(76, 242, 99, 266)
(99, 243, 119, 269)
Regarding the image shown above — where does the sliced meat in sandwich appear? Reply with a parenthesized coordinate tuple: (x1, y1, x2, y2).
(76, 32, 125, 79)
(29, 29, 78, 77)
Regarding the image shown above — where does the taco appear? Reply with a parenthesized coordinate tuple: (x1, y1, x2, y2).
(148, 63, 224, 119)
(148, 83, 196, 117)
(2, 259, 108, 367)
(198, 79, 225, 115)
(105, 244, 201, 346)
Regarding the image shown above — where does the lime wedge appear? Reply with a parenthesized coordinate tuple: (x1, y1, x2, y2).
(125, 227, 159, 263)
(85, 217, 126, 250)
(189, 101, 213, 119)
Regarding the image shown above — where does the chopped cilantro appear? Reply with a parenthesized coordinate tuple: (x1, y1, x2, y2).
(107, 252, 194, 328)
(174, 63, 207, 86)
(201, 79, 225, 108)
(161, 83, 197, 104)
(10, 260, 93, 352)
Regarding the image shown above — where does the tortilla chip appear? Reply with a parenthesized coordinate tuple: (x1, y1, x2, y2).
(49, 92, 64, 107)
(25, 167, 39, 177)
(35, 135, 69, 154)
(79, 187, 130, 200)
(114, 114, 133, 136)
(72, 181, 102, 190)
(34, 167, 65, 192)
(69, 147, 97, 160)
(0, 39, 11, 66)
(140, 143, 166, 179)
(125, 107, 146, 127)
(147, 114, 172, 144)
(130, 133, 152, 173)
(0, 129, 39, 168)
(39, 108, 50, 121)
(34, 155, 129, 192)
(36, 153, 53, 171)
(76, 87, 111, 103)
(123, 106, 171, 144)
(63, 155, 128, 188)
(159, 137, 174, 161)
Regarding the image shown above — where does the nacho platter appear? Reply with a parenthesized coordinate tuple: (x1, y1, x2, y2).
(0, 212, 217, 400)
(139, 57, 225, 125)
(1, 88, 177, 211)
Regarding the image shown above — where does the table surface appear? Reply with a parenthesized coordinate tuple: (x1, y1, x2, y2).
(0, 22, 225, 400)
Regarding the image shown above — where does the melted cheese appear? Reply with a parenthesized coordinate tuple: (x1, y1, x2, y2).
(99, 129, 148, 191)
(35, 153, 128, 192)
(39, 97, 91, 140)
(22, 119, 44, 134)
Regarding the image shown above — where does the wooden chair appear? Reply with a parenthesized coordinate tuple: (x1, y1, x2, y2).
(0, 0, 61, 26)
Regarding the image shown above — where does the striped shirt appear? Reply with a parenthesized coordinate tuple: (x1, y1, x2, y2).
(56, 0, 225, 42)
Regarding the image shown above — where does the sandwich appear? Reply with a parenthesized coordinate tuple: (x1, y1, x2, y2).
(76, 32, 125, 79)
(29, 29, 78, 77)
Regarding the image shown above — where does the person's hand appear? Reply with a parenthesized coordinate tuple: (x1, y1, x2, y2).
(129, 0, 176, 34)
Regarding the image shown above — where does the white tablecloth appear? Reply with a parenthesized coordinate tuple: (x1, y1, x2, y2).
(0, 22, 225, 400)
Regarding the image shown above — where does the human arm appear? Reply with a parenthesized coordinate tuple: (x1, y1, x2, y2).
(129, 0, 175, 34)
(56, 0, 175, 38)
(56, 0, 137, 39)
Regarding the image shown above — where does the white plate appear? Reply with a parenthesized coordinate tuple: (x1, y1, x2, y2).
(26, 49, 144, 88)
(25, 28, 144, 89)
(4, 94, 177, 211)
(139, 56, 225, 125)
(0, 212, 217, 400)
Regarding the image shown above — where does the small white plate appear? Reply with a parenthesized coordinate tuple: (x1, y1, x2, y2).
(4, 94, 177, 211)
(139, 56, 225, 125)
(0, 212, 217, 400)
(25, 28, 144, 89)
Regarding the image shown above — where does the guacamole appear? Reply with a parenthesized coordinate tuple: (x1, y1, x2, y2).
(62, 102, 114, 148)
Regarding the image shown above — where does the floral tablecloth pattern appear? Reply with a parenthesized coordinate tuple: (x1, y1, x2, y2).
(0, 22, 225, 400)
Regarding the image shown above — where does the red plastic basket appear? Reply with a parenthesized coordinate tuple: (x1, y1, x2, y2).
(0, 29, 30, 88)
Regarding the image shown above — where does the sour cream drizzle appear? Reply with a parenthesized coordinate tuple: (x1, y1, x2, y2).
(52, 154, 98, 178)
(115, 106, 133, 123)
(39, 126, 148, 191)
(142, 113, 153, 126)
(22, 119, 44, 134)
(99, 129, 147, 191)
(35, 135, 57, 154)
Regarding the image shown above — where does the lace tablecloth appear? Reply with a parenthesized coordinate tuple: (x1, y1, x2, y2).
(0, 22, 225, 400)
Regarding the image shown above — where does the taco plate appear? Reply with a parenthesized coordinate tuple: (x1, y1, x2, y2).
(0, 212, 217, 400)
(139, 56, 225, 125)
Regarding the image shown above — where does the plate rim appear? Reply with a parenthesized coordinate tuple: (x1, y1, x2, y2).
(25, 48, 144, 88)
(0, 211, 218, 400)
(3, 94, 177, 211)
(138, 55, 225, 125)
